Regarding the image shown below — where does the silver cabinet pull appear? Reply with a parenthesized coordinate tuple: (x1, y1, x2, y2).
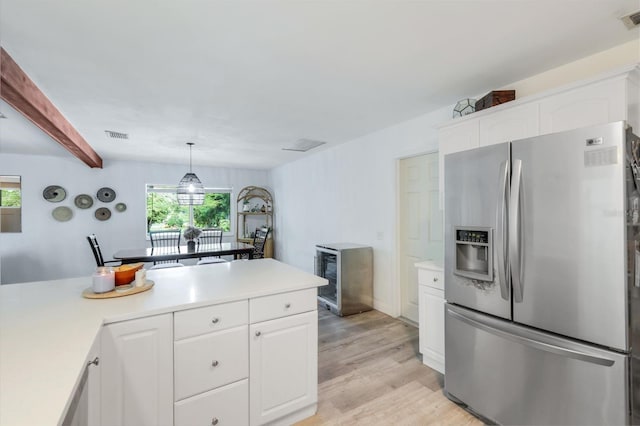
(87, 357, 99, 367)
(433, 277, 438, 282)
(211, 317, 220, 324)
(211, 360, 219, 367)
(255, 331, 261, 337)
(211, 417, 219, 425)
(285, 303, 291, 308)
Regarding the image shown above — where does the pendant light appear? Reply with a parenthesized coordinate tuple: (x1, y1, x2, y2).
(177, 142, 205, 205)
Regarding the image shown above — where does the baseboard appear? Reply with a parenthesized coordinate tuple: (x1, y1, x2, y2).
(422, 351, 444, 374)
(267, 404, 317, 426)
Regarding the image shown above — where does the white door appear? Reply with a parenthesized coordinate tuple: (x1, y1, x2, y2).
(249, 310, 317, 426)
(399, 153, 442, 322)
(101, 314, 173, 426)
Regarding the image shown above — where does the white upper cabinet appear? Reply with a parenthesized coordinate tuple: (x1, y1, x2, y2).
(479, 103, 539, 147)
(438, 118, 479, 207)
(438, 65, 639, 208)
(539, 76, 627, 134)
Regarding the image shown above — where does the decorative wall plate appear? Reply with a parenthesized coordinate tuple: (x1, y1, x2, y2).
(52, 206, 73, 222)
(95, 207, 112, 221)
(43, 185, 67, 202)
(74, 194, 94, 209)
(97, 187, 116, 202)
(115, 202, 127, 212)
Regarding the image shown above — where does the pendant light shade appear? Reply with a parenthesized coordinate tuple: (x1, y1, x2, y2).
(177, 143, 205, 205)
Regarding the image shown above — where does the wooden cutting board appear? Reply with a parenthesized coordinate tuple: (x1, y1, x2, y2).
(82, 280, 154, 299)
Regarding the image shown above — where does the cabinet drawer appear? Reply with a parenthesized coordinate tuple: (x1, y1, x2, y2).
(418, 268, 444, 291)
(174, 300, 248, 340)
(174, 326, 248, 401)
(175, 379, 248, 426)
(250, 288, 317, 323)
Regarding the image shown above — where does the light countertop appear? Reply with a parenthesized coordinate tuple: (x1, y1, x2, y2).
(0, 259, 326, 426)
(414, 259, 443, 271)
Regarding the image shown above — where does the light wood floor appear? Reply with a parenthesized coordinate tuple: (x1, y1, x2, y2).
(296, 307, 484, 426)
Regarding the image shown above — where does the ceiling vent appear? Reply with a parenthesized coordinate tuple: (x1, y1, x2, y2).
(621, 10, 640, 29)
(282, 138, 327, 152)
(104, 130, 129, 139)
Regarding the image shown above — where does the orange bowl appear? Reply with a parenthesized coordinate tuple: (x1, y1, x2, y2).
(114, 263, 144, 286)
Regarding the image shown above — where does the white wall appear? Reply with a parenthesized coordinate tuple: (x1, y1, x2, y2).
(269, 41, 640, 317)
(270, 107, 450, 314)
(0, 153, 268, 284)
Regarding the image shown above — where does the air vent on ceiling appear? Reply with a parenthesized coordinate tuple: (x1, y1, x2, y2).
(282, 138, 327, 152)
(104, 130, 129, 139)
(621, 10, 640, 29)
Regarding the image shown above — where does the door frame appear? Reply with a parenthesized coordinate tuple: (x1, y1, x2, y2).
(394, 149, 439, 318)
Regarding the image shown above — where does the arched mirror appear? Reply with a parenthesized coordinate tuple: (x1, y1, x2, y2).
(0, 176, 22, 232)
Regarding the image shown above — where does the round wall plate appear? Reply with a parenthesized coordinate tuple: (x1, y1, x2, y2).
(43, 185, 67, 202)
(52, 206, 73, 222)
(97, 187, 116, 202)
(74, 194, 94, 209)
(115, 202, 127, 212)
(95, 207, 112, 221)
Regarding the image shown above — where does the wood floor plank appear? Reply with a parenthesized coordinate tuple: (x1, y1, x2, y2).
(296, 307, 483, 426)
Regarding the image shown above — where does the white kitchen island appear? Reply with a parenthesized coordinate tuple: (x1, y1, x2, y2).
(0, 259, 327, 426)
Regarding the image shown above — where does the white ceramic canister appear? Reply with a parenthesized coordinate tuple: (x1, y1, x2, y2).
(92, 266, 115, 293)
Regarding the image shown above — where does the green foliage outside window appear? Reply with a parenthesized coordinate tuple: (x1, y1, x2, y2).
(0, 189, 21, 207)
(146, 188, 231, 233)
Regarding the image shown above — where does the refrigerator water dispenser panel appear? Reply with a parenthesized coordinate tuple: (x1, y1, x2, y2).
(454, 227, 493, 282)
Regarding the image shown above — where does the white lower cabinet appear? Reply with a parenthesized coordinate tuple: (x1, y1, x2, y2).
(416, 261, 445, 374)
(98, 290, 318, 426)
(419, 285, 445, 373)
(250, 310, 318, 426)
(100, 313, 174, 426)
(173, 301, 249, 425)
(174, 380, 248, 426)
(65, 336, 101, 426)
(174, 325, 248, 401)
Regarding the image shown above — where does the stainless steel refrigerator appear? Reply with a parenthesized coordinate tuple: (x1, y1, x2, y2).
(443, 121, 640, 425)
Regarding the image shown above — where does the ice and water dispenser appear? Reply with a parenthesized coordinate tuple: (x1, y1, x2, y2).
(454, 227, 493, 282)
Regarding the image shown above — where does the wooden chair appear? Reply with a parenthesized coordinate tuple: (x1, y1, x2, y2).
(87, 234, 121, 267)
(149, 229, 184, 267)
(197, 228, 227, 265)
(251, 226, 271, 259)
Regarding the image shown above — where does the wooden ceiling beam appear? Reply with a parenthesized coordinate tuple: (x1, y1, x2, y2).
(0, 47, 103, 168)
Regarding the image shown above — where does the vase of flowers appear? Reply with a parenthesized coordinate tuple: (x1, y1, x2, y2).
(183, 226, 202, 252)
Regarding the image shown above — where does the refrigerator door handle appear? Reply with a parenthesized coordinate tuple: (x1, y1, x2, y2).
(447, 307, 615, 367)
(496, 160, 510, 300)
(510, 159, 524, 303)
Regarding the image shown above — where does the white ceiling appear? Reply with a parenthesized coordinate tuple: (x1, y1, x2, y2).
(0, 0, 639, 170)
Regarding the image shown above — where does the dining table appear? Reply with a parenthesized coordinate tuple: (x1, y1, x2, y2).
(113, 241, 255, 264)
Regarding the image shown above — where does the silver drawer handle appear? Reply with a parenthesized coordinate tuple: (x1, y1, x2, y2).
(433, 277, 438, 282)
(285, 303, 291, 308)
(255, 331, 261, 337)
(211, 417, 219, 425)
(211, 317, 220, 324)
(211, 360, 219, 367)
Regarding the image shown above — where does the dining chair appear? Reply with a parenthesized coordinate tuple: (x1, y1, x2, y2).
(149, 229, 184, 266)
(198, 228, 223, 245)
(197, 228, 228, 265)
(86, 234, 121, 267)
(251, 226, 271, 259)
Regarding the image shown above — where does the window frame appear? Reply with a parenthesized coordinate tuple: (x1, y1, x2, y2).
(145, 184, 235, 237)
